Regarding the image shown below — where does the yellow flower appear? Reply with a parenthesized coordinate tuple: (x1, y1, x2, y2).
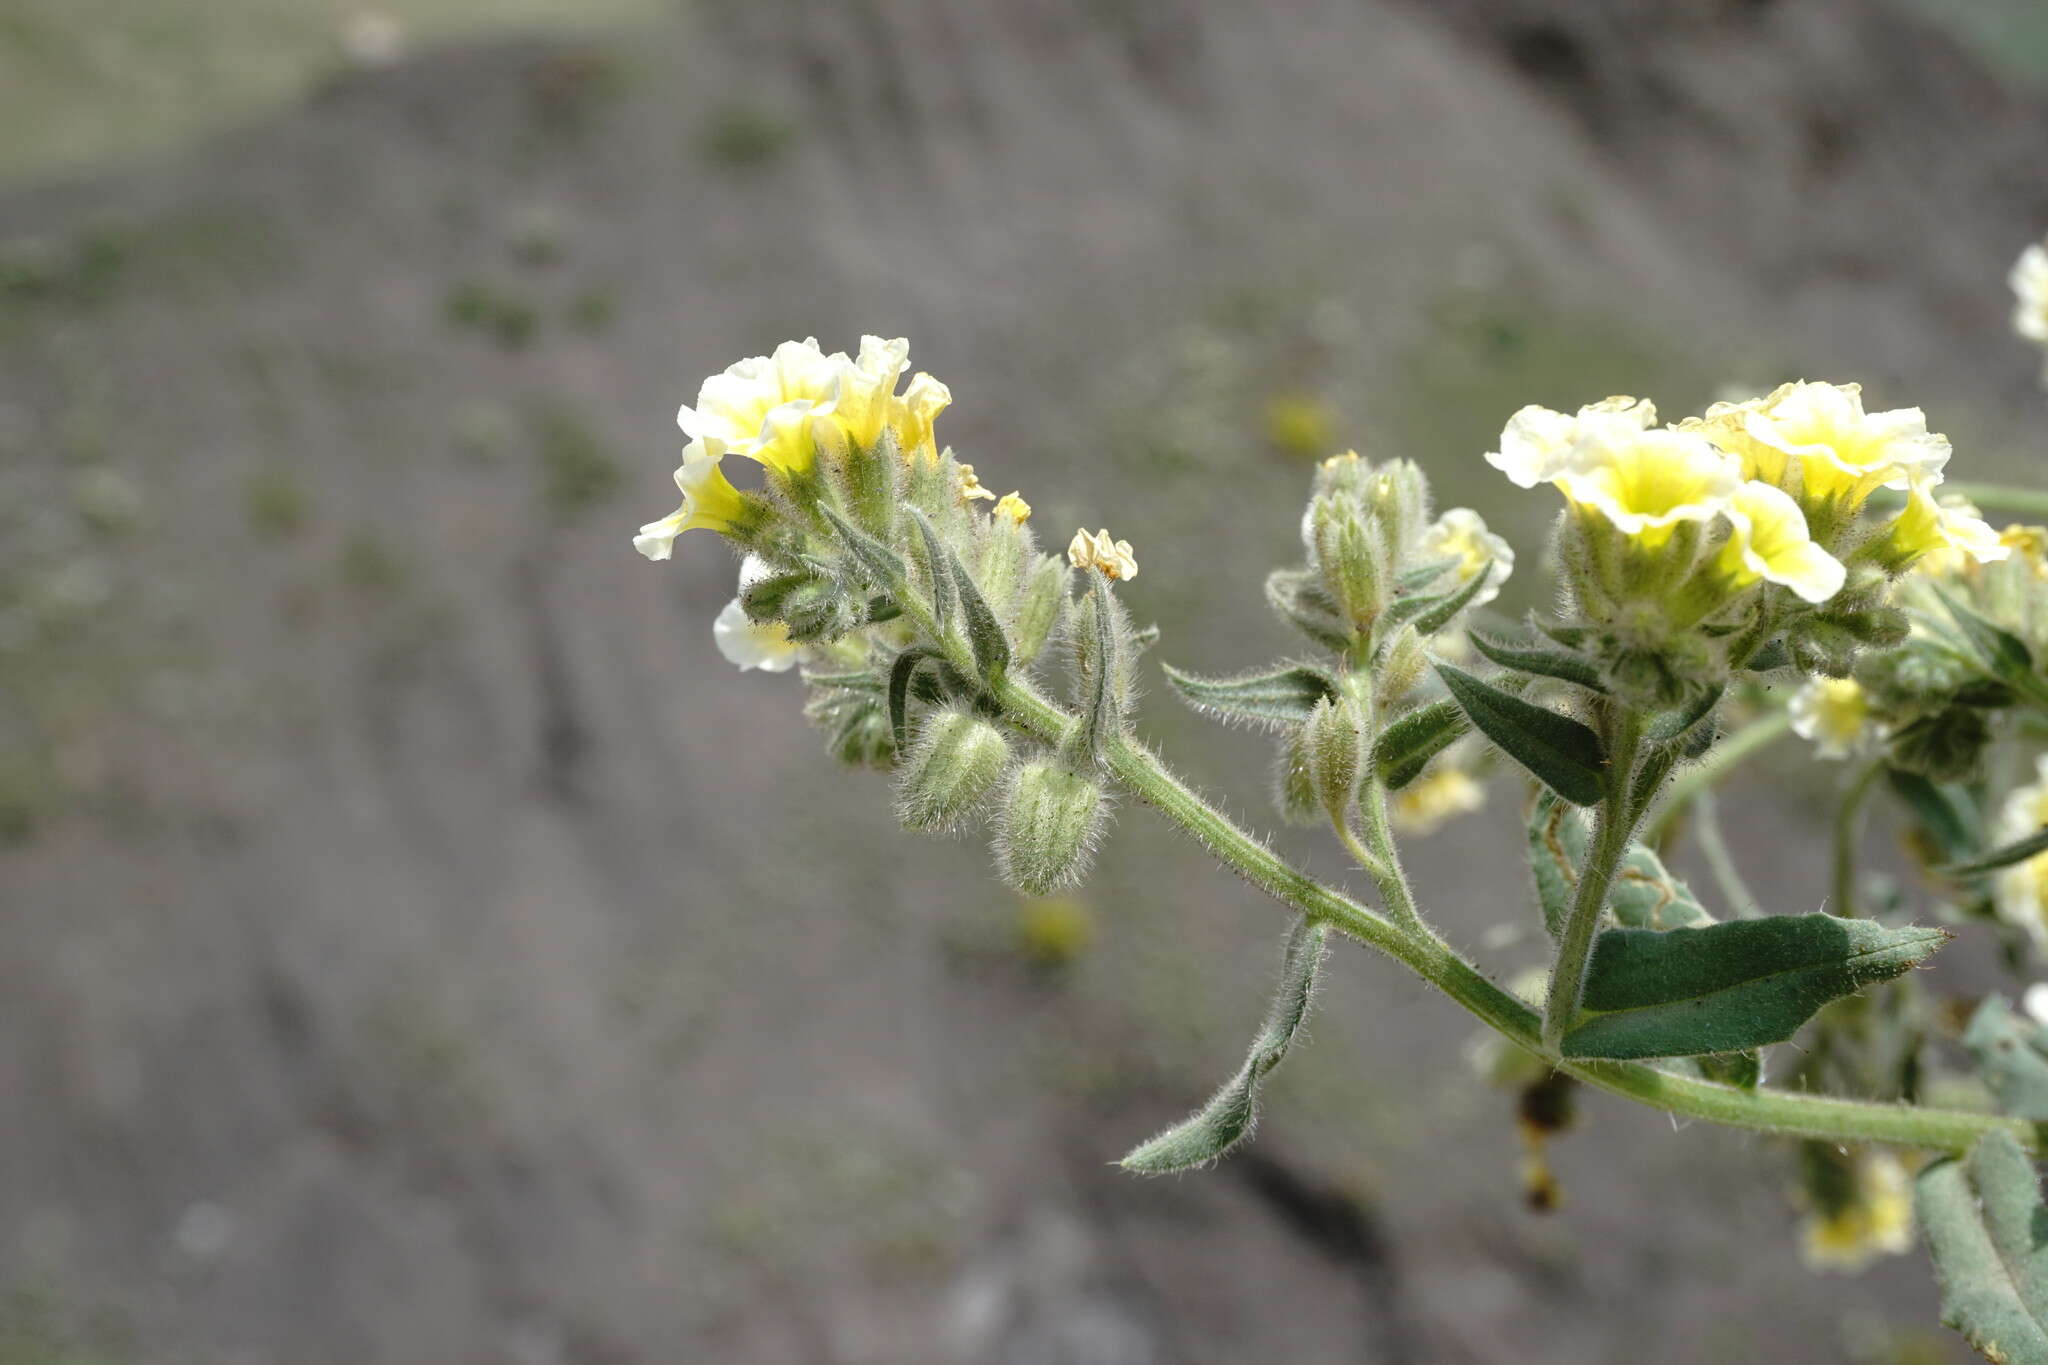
(1996, 754, 2048, 952)
(891, 372, 953, 462)
(813, 335, 910, 451)
(1265, 393, 1337, 460)
(1067, 527, 1138, 581)
(1884, 479, 2009, 573)
(956, 463, 997, 501)
(1391, 758, 1486, 836)
(1789, 678, 1881, 760)
(678, 337, 840, 476)
(632, 439, 750, 559)
(1713, 481, 1846, 604)
(993, 492, 1032, 524)
(1553, 424, 1741, 548)
(2012, 241, 2048, 346)
(1486, 396, 1656, 489)
(1801, 1152, 1913, 1273)
(1418, 508, 1513, 610)
(1722, 381, 1950, 505)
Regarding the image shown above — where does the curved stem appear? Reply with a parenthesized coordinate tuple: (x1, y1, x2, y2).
(1644, 710, 1792, 851)
(1832, 760, 1884, 919)
(1541, 710, 1644, 1052)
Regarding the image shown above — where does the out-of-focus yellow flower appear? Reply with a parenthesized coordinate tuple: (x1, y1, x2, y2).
(2003, 524, 2048, 575)
(1713, 481, 1846, 604)
(1802, 1151, 1913, 1273)
(633, 439, 750, 559)
(1553, 424, 1741, 548)
(1068, 527, 1138, 581)
(956, 463, 997, 501)
(1391, 759, 1486, 836)
(1884, 479, 2009, 574)
(712, 598, 802, 672)
(1715, 381, 1950, 506)
(1789, 678, 1882, 760)
(993, 492, 1032, 524)
(1996, 754, 2048, 952)
(1265, 393, 1337, 460)
(1486, 396, 1656, 489)
(1418, 507, 1513, 610)
(2012, 241, 2048, 351)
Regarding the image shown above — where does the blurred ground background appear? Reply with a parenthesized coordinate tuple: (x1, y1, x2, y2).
(2, 0, 2047, 1361)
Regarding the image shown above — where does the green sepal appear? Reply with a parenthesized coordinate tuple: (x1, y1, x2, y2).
(1917, 1130, 2048, 1365)
(1742, 639, 1792, 672)
(1265, 568, 1352, 653)
(1944, 827, 2048, 879)
(946, 542, 1011, 685)
(906, 507, 955, 635)
(1646, 684, 1723, 747)
(888, 648, 939, 754)
(1964, 996, 2048, 1120)
(1935, 586, 2039, 685)
(1070, 570, 1125, 762)
(1162, 662, 1340, 729)
(1466, 631, 1607, 693)
(1373, 699, 1468, 791)
(1120, 915, 1328, 1173)
(1435, 662, 1607, 806)
(1559, 913, 1949, 1060)
(800, 670, 885, 692)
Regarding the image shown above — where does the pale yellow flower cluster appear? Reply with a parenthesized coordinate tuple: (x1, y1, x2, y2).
(1788, 677, 1882, 761)
(1801, 1151, 1913, 1273)
(1390, 747, 1487, 836)
(635, 336, 953, 561)
(1068, 527, 1139, 581)
(1996, 754, 2048, 952)
(1417, 508, 1514, 613)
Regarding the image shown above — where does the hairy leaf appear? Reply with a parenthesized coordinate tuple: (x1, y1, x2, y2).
(1436, 662, 1607, 806)
(820, 503, 908, 590)
(1965, 996, 2048, 1121)
(946, 543, 1011, 684)
(1888, 768, 1979, 865)
(1384, 563, 1495, 637)
(1121, 916, 1328, 1173)
(1946, 828, 2048, 879)
(907, 507, 956, 634)
(1467, 631, 1607, 692)
(1560, 914, 1949, 1060)
(1374, 699, 1469, 791)
(1162, 662, 1339, 729)
(1918, 1130, 2048, 1365)
(1527, 794, 1714, 941)
(887, 648, 938, 753)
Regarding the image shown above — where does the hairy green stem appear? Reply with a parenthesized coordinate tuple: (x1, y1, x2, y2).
(1644, 710, 1792, 851)
(1540, 710, 1645, 1052)
(1832, 760, 1884, 919)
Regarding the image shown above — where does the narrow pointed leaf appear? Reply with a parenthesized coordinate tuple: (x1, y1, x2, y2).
(1163, 662, 1340, 729)
(1648, 684, 1724, 746)
(1917, 1131, 2048, 1365)
(1887, 768, 1979, 864)
(1467, 632, 1607, 692)
(820, 503, 907, 590)
(1964, 996, 2048, 1121)
(945, 543, 1011, 684)
(1560, 913, 1949, 1059)
(1944, 827, 2048, 879)
(907, 508, 955, 635)
(1121, 916, 1328, 1173)
(1389, 563, 1495, 637)
(1742, 638, 1792, 672)
(887, 648, 937, 754)
(1396, 556, 1462, 593)
(1435, 662, 1607, 806)
(1374, 699, 1468, 790)
(800, 670, 885, 692)
(1936, 586, 2037, 680)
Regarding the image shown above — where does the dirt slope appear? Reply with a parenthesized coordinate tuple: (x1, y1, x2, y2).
(2, 1, 2042, 1361)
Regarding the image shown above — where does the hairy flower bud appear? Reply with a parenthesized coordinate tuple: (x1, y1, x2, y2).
(1301, 695, 1365, 821)
(1275, 725, 1320, 825)
(1308, 494, 1387, 631)
(1014, 555, 1069, 664)
(1367, 458, 1431, 570)
(897, 709, 1011, 831)
(996, 760, 1107, 894)
(1378, 624, 1428, 703)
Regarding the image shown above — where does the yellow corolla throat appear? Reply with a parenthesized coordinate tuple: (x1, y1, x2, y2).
(1713, 481, 1846, 604)
(1739, 381, 1950, 507)
(1554, 425, 1739, 549)
(813, 336, 911, 452)
(679, 337, 842, 476)
(632, 440, 749, 560)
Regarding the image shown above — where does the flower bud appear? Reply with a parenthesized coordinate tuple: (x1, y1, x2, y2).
(995, 760, 1107, 894)
(1308, 494, 1387, 630)
(1301, 695, 1365, 821)
(897, 709, 1011, 831)
(1013, 555, 1069, 663)
(1378, 623, 1428, 703)
(827, 702, 895, 769)
(1366, 458, 1431, 570)
(1275, 725, 1320, 825)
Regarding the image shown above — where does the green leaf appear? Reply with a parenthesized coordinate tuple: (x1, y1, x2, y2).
(1887, 768, 1979, 864)
(1121, 916, 1329, 1174)
(1467, 631, 1607, 692)
(907, 508, 955, 635)
(1265, 568, 1352, 653)
(1526, 792, 1577, 940)
(1395, 556, 1462, 593)
(1964, 996, 2048, 1121)
(1918, 1130, 2048, 1365)
(800, 670, 885, 692)
(1526, 794, 1714, 941)
(1162, 662, 1339, 729)
(1647, 684, 1724, 747)
(1946, 828, 2048, 879)
(1696, 1050, 1762, 1088)
(1385, 563, 1495, 637)
(887, 648, 937, 754)
(945, 543, 1011, 684)
(1608, 841, 1716, 932)
(1435, 662, 1607, 806)
(1374, 699, 1468, 791)
(820, 504, 907, 590)
(1560, 913, 1949, 1060)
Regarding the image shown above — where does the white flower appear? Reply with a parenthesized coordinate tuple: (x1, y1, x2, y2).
(2012, 241, 2048, 345)
(1995, 754, 2048, 952)
(1789, 678, 1882, 760)
(2024, 981, 2048, 1029)
(712, 599, 801, 673)
(1714, 481, 1846, 604)
(1418, 507, 1513, 610)
(1485, 396, 1656, 488)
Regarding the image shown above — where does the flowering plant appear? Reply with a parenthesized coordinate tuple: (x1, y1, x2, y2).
(635, 332, 2048, 1360)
